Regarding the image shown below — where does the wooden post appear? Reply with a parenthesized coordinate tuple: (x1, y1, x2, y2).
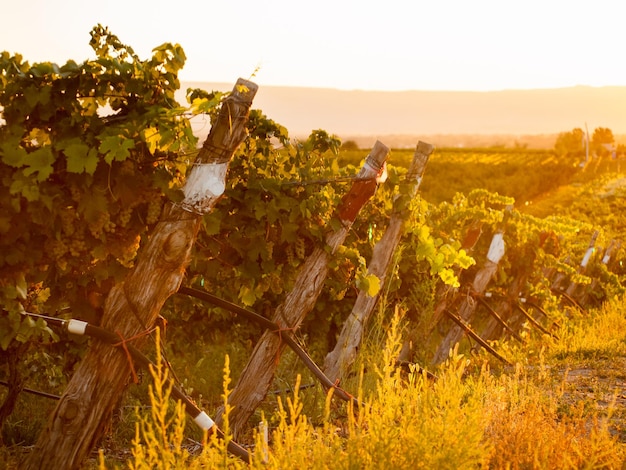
(431, 230, 505, 365)
(323, 141, 433, 383)
(217, 141, 390, 437)
(565, 230, 598, 300)
(479, 253, 535, 342)
(23, 79, 257, 470)
(475, 293, 524, 343)
(578, 239, 619, 307)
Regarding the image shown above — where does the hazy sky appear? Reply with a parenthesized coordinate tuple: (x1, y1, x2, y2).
(1, 0, 623, 91)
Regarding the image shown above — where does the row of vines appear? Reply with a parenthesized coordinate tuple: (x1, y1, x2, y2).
(1, 25, 625, 464)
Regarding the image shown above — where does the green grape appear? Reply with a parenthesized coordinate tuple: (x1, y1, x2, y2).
(104, 220, 116, 233)
(118, 207, 133, 228)
(69, 239, 87, 257)
(285, 245, 295, 266)
(295, 237, 306, 259)
(270, 272, 283, 294)
(88, 212, 109, 238)
(59, 208, 76, 236)
(51, 240, 68, 258)
(146, 198, 162, 225)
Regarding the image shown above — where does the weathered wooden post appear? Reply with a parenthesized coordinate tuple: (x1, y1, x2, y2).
(479, 272, 529, 342)
(323, 141, 433, 383)
(24, 79, 257, 470)
(217, 141, 390, 437)
(431, 230, 506, 365)
(578, 239, 619, 307)
(565, 230, 599, 301)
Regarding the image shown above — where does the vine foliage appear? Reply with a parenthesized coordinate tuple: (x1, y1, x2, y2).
(0, 25, 222, 352)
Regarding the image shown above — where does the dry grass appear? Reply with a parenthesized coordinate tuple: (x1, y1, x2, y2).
(116, 301, 626, 469)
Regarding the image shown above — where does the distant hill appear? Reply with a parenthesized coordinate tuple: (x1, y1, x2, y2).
(178, 82, 626, 148)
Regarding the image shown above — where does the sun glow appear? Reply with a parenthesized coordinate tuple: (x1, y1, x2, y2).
(0, 0, 623, 92)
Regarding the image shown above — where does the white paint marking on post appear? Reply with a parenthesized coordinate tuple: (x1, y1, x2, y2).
(376, 162, 388, 183)
(486, 232, 505, 264)
(193, 411, 215, 431)
(581, 247, 595, 268)
(67, 319, 88, 336)
(602, 254, 611, 265)
(182, 162, 228, 213)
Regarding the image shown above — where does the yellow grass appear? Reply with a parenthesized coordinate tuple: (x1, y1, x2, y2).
(118, 302, 626, 469)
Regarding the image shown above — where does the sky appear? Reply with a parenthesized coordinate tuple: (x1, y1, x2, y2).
(1, 0, 624, 92)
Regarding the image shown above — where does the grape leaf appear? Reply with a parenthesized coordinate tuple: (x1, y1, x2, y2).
(22, 147, 54, 181)
(239, 285, 257, 307)
(9, 173, 40, 201)
(99, 135, 135, 164)
(15, 273, 27, 300)
(65, 143, 98, 174)
(0, 141, 27, 167)
(142, 127, 160, 154)
(203, 215, 221, 236)
(356, 274, 381, 297)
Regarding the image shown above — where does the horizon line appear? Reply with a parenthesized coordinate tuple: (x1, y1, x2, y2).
(178, 79, 626, 94)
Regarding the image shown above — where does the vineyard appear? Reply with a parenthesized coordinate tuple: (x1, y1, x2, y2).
(2, 26, 626, 468)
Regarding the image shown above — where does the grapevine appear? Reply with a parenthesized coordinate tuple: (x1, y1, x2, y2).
(0, 25, 225, 396)
(2, 26, 625, 458)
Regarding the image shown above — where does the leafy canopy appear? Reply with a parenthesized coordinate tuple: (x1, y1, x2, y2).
(0, 24, 221, 349)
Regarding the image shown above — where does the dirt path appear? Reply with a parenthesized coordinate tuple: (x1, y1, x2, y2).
(557, 356, 626, 442)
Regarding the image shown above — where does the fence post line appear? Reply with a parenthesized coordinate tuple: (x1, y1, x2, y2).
(216, 141, 390, 438)
(23, 79, 257, 470)
(323, 141, 433, 383)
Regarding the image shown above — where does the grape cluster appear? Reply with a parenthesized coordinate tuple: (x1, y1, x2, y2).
(88, 212, 116, 238)
(146, 198, 163, 225)
(58, 207, 77, 236)
(295, 237, 306, 259)
(119, 159, 135, 176)
(68, 184, 82, 203)
(69, 237, 87, 258)
(118, 207, 133, 228)
(50, 239, 68, 259)
(285, 245, 295, 266)
(269, 272, 283, 295)
(116, 234, 141, 268)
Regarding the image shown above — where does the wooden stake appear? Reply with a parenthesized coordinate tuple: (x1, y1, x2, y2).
(218, 141, 390, 437)
(24, 79, 257, 470)
(431, 230, 505, 365)
(323, 141, 433, 383)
